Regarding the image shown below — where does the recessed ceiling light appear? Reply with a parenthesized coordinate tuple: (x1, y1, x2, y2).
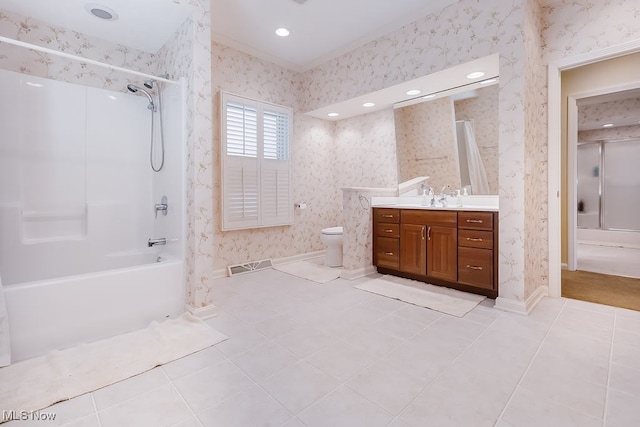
(327, 112, 339, 117)
(479, 78, 497, 85)
(406, 89, 421, 96)
(603, 123, 614, 128)
(362, 102, 375, 107)
(25, 82, 43, 88)
(275, 27, 290, 37)
(422, 94, 436, 99)
(466, 71, 485, 79)
(108, 95, 117, 100)
(84, 3, 118, 21)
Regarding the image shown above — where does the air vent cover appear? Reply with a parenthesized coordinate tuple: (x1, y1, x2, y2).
(227, 259, 273, 276)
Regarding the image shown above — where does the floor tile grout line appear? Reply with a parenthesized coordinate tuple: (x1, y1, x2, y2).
(493, 298, 574, 424)
(602, 308, 617, 427)
(160, 366, 202, 427)
(91, 393, 103, 427)
(390, 310, 502, 426)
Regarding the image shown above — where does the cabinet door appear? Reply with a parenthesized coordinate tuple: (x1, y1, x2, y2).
(427, 225, 457, 281)
(400, 224, 426, 275)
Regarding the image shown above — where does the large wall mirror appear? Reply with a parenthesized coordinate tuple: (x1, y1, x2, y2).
(394, 82, 499, 195)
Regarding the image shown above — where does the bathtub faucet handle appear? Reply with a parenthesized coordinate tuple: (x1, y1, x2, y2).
(154, 195, 168, 218)
(148, 238, 166, 247)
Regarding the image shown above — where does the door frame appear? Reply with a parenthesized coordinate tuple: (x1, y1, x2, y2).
(547, 39, 640, 298)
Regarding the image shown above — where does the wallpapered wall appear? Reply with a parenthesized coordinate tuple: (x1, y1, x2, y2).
(579, 125, 640, 142)
(395, 97, 461, 191)
(579, 98, 640, 130)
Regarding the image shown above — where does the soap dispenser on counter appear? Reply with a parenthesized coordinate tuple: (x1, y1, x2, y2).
(456, 190, 463, 207)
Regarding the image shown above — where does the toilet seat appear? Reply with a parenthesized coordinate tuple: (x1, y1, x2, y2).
(321, 226, 343, 235)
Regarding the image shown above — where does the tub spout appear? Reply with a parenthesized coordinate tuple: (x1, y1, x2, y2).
(148, 238, 166, 247)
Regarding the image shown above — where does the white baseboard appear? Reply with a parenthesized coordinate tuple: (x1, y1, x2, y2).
(561, 263, 568, 270)
(185, 303, 218, 320)
(340, 265, 377, 280)
(494, 285, 548, 315)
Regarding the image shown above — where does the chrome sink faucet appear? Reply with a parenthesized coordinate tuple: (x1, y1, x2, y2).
(439, 185, 450, 207)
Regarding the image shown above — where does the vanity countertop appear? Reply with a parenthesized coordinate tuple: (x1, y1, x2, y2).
(371, 195, 499, 212)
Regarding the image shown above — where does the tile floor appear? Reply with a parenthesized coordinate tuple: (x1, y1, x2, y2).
(7, 268, 640, 427)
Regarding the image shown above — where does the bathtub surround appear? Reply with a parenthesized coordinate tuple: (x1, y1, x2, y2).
(0, 313, 227, 415)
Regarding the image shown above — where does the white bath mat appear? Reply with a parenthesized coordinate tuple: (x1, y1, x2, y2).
(0, 312, 227, 417)
(273, 260, 341, 283)
(355, 275, 485, 317)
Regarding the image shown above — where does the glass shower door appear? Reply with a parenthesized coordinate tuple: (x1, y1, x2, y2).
(577, 142, 600, 229)
(603, 139, 640, 231)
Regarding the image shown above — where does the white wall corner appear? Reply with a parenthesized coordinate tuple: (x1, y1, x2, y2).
(494, 285, 549, 315)
(185, 303, 218, 320)
(340, 265, 377, 280)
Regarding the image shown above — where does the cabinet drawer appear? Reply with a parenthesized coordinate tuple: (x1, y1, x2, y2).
(374, 208, 400, 224)
(458, 229, 493, 249)
(458, 247, 494, 289)
(376, 237, 399, 269)
(402, 210, 457, 227)
(458, 211, 494, 231)
(375, 223, 400, 238)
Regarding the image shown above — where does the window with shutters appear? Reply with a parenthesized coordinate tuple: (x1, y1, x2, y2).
(221, 92, 293, 230)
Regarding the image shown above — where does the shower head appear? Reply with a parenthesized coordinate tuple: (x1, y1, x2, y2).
(127, 84, 155, 111)
(143, 79, 155, 89)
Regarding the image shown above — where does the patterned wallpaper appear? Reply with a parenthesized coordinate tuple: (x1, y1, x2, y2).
(579, 98, 640, 131)
(0, 9, 157, 90)
(523, 0, 548, 302)
(209, 42, 340, 288)
(394, 97, 461, 191)
(541, 0, 640, 63)
(579, 125, 640, 142)
(454, 84, 500, 194)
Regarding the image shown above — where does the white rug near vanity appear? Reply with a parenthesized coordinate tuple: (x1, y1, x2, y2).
(273, 260, 342, 283)
(355, 275, 485, 317)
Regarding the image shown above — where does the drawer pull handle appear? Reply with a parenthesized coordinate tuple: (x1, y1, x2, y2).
(466, 237, 484, 242)
(466, 265, 483, 271)
(466, 219, 484, 224)
(384, 229, 394, 233)
(384, 252, 394, 256)
(382, 214, 394, 218)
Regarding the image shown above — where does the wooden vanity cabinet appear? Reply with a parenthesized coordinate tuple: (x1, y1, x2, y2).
(373, 208, 400, 270)
(457, 211, 498, 294)
(399, 210, 458, 281)
(373, 207, 498, 298)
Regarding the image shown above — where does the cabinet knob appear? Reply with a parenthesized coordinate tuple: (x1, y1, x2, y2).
(466, 265, 483, 270)
(466, 219, 483, 224)
(384, 252, 394, 256)
(384, 229, 394, 233)
(466, 237, 484, 242)
(382, 214, 394, 218)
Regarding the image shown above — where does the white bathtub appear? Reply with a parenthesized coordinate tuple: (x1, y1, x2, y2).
(3, 257, 184, 362)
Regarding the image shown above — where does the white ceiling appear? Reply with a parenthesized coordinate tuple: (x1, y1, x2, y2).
(211, 0, 457, 71)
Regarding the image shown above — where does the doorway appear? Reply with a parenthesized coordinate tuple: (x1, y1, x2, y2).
(548, 45, 640, 309)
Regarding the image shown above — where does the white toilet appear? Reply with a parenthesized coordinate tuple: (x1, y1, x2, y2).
(320, 226, 343, 267)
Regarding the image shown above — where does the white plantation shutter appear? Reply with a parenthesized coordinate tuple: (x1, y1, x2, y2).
(221, 92, 293, 230)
